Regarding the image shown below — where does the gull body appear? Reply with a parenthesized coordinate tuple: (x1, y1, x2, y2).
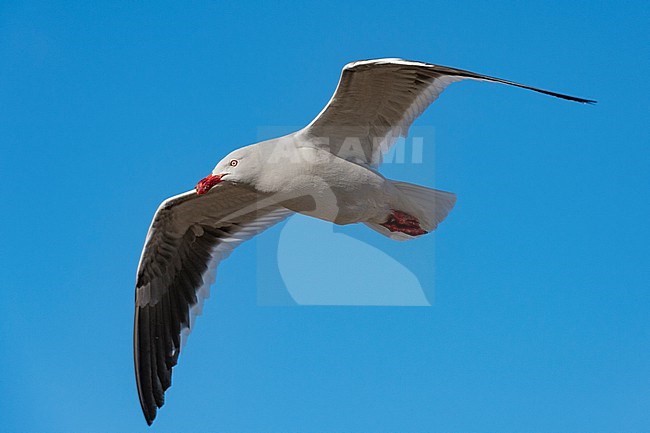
(217, 137, 403, 226)
(133, 58, 594, 425)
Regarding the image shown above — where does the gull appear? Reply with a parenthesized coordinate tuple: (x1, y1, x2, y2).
(133, 58, 594, 424)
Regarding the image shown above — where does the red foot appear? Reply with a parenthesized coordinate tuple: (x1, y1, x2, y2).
(380, 210, 428, 236)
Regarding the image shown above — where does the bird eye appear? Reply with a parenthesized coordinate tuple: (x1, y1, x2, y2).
(229, 159, 238, 167)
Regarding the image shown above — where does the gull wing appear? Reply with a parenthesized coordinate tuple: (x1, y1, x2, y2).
(300, 58, 594, 167)
(134, 182, 292, 424)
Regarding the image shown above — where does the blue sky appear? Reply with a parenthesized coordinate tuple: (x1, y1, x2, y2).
(1, 1, 649, 432)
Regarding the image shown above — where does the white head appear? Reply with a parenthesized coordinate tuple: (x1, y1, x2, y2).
(195, 145, 262, 195)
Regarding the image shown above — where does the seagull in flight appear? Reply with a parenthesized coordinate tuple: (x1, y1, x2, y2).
(134, 58, 594, 425)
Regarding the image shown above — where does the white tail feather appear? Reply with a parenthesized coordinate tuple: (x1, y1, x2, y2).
(365, 181, 456, 240)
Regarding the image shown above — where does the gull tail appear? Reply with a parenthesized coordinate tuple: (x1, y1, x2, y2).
(364, 181, 457, 241)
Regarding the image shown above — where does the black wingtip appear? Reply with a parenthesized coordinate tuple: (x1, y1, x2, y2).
(524, 86, 597, 105)
(427, 62, 597, 106)
(138, 379, 159, 426)
(134, 306, 162, 426)
(563, 94, 597, 105)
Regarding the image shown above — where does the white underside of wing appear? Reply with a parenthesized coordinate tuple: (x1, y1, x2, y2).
(345, 58, 431, 69)
(302, 59, 438, 131)
(370, 75, 465, 167)
(300, 58, 472, 168)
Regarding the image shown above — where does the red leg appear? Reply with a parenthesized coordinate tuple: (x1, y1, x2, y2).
(380, 210, 428, 236)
